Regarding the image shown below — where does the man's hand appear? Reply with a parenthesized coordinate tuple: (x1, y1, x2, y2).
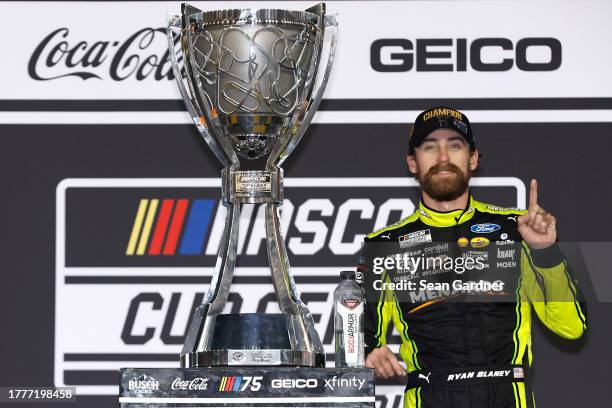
(365, 346, 406, 379)
(517, 179, 557, 249)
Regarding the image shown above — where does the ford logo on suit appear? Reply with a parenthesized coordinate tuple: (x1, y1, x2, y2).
(470, 223, 501, 233)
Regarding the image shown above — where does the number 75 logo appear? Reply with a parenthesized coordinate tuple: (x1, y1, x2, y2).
(219, 376, 263, 392)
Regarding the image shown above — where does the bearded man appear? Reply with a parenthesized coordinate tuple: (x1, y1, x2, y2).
(361, 107, 586, 408)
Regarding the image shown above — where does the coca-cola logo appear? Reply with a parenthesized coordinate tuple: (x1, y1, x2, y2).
(28, 27, 181, 81)
(171, 377, 210, 391)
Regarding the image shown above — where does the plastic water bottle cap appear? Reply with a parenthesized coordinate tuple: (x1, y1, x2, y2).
(340, 270, 355, 280)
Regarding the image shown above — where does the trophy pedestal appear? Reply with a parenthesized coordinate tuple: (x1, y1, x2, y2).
(181, 313, 325, 368)
(119, 367, 374, 408)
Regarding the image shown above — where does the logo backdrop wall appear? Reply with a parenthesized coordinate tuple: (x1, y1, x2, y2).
(0, 1, 610, 408)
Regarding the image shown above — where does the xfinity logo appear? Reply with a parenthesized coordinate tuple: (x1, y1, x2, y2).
(324, 375, 366, 391)
(28, 27, 178, 81)
(371, 37, 561, 72)
(271, 378, 318, 389)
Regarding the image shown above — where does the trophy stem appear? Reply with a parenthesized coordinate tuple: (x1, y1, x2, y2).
(264, 201, 325, 359)
(203, 201, 240, 315)
(180, 201, 239, 364)
(265, 202, 303, 316)
(181, 199, 325, 367)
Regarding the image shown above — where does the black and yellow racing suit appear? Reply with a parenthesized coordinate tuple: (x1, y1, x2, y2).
(361, 196, 586, 408)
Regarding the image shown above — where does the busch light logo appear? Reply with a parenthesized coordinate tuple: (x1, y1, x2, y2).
(470, 223, 501, 234)
(128, 374, 159, 394)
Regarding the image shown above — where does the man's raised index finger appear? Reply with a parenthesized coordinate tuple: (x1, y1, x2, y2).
(529, 179, 538, 210)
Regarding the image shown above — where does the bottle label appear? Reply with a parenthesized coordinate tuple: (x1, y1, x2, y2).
(337, 299, 364, 365)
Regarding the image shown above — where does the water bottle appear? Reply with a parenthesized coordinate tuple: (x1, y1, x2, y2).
(334, 270, 365, 368)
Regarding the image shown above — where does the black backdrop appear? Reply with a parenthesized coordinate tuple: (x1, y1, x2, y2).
(1, 118, 611, 407)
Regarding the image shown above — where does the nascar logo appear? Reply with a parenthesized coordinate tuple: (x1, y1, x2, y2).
(219, 376, 243, 392)
(219, 376, 263, 392)
(121, 194, 411, 259)
(126, 198, 215, 256)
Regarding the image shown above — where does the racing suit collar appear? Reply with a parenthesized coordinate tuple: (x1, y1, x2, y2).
(418, 195, 476, 227)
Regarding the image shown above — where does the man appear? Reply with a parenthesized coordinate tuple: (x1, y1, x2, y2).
(361, 106, 586, 408)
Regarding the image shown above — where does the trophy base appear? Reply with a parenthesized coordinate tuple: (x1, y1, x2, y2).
(181, 314, 325, 368)
(183, 349, 325, 367)
(120, 367, 375, 408)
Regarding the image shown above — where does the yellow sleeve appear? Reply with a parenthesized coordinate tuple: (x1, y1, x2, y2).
(520, 242, 587, 339)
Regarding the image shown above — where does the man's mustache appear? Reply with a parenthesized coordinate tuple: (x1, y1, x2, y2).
(426, 163, 462, 176)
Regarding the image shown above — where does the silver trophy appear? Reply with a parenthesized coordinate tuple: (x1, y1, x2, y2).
(166, 3, 337, 368)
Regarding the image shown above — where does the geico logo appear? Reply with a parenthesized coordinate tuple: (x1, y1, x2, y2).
(128, 197, 415, 257)
(120, 291, 336, 345)
(370, 38, 561, 72)
(271, 378, 318, 389)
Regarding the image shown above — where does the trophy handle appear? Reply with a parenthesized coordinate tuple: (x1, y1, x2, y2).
(266, 9, 338, 169)
(166, 12, 237, 168)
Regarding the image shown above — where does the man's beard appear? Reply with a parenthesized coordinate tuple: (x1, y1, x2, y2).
(418, 163, 471, 202)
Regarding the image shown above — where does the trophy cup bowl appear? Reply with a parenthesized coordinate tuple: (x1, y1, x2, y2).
(166, 3, 337, 368)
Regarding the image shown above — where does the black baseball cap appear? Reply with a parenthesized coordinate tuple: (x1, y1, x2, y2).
(408, 106, 475, 154)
